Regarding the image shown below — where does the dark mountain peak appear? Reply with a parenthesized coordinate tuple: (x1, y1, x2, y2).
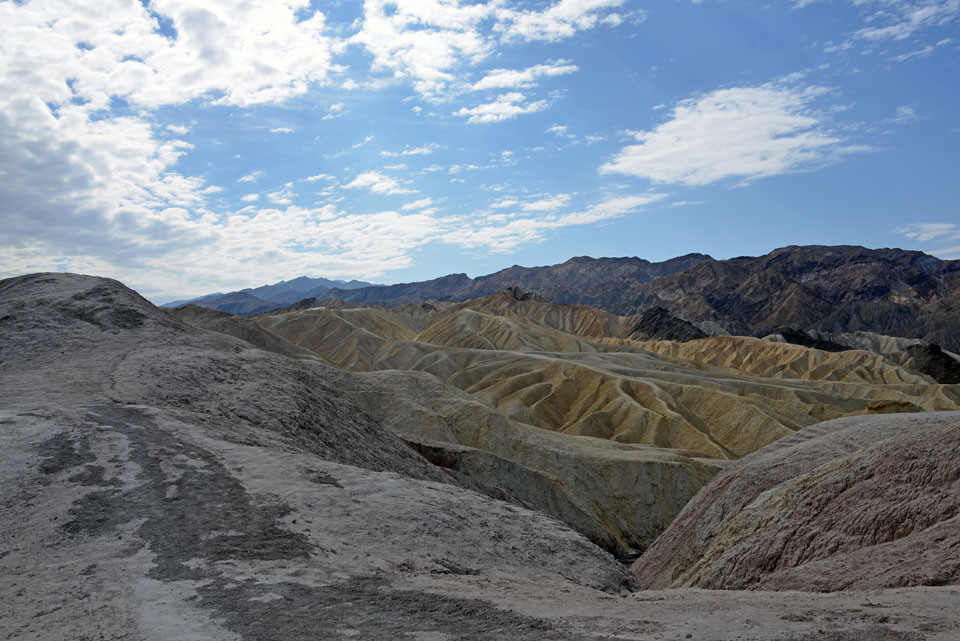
(663, 252, 713, 263)
(625, 307, 707, 342)
(769, 327, 851, 353)
(498, 286, 547, 302)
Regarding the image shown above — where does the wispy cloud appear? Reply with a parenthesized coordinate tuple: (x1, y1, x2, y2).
(888, 105, 920, 124)
(521, 194, 572, 212)
(456, 92, 547, 123)
(443, 193, 664, 252)
(342, 171, 416, 195)
(322, 102, 346, 120)
(380, 143, 442, 157)
(495, 0, 628, 42)
(893, 222, 959, 242)
(892, 222, 960, 259)
(854, 0, 959, 42)
(472, 60, 578, 90)
(401, 197, 436, 211)
(266, 183, 297, 206)
(237, 170, 264, 183)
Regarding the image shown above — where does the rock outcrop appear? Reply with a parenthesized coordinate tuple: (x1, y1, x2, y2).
(632, 411, 960, 591)
(624, 307, 707, 342)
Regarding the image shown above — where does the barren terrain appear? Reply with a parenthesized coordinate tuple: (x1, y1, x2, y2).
(3, 272, 960, 640)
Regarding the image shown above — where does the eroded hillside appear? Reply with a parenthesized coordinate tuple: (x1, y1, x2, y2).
(256, 289, 960, 551)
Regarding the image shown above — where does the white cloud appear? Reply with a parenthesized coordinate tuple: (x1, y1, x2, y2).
(893, 222, 959, 242)
(241, 194, 261, 202)
(167, 124, 190, 135)
(601, 83, 866, 186)
(266, 183, 297, 206)
(270, 127, 295, 133)
(381, 143, 442, 157)
(343, 171, 416, 195)
(403, 143, 442, 156)
(348, 1, 618, 98)
(496, 0, 628, 42)
(455, 92, 547, 123)
(304, 173, 335, 182)
(201, 185, 225, 194)
(348, 0, 495, 98)
(889, 105, 920, 124)
(443, 193, 664, 252)
(892, 222, 960, 259)
(322, 102, 346, 120)
(237, 171, 264, 183)
(0, 0, 337, 113)
(803, 1, 959, 57)
(521, 194, 572, 212)
(401, 197, 436, 210)
(893, 36, 953, 60)
(472, 60, 578, 90)
(854, 0, 959, 42)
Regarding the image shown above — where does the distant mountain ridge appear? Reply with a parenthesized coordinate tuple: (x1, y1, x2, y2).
(166, 245, 960, 351)
(163, 275, 377, 314)
(326, 245, 960, 351)
(325, 253, 713, 306)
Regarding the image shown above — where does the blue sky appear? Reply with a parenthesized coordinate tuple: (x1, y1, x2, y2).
(1, 0, 958, 301)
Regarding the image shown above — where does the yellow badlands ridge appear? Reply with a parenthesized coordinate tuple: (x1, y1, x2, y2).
(257, 298, 959, 551)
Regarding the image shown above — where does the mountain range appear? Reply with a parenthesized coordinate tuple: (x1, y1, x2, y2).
(170, 245, 960, 351)
(163, 275, 376, 314)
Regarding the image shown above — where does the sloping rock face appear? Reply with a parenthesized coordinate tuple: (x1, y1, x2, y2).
(339, 369, 723, 553)
(1, 272, 640, 640)
(632, 411, 960, 591)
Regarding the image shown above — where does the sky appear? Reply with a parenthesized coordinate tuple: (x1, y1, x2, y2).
(1, 0, 958, 302)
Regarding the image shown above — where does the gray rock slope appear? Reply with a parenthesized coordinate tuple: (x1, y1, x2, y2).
(0, 273, 635, 641)
(632, 411, 960, 591)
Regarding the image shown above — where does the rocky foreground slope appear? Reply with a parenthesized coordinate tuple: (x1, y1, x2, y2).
(3, 272, 960, 640)
(0, 273, 635, 640)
